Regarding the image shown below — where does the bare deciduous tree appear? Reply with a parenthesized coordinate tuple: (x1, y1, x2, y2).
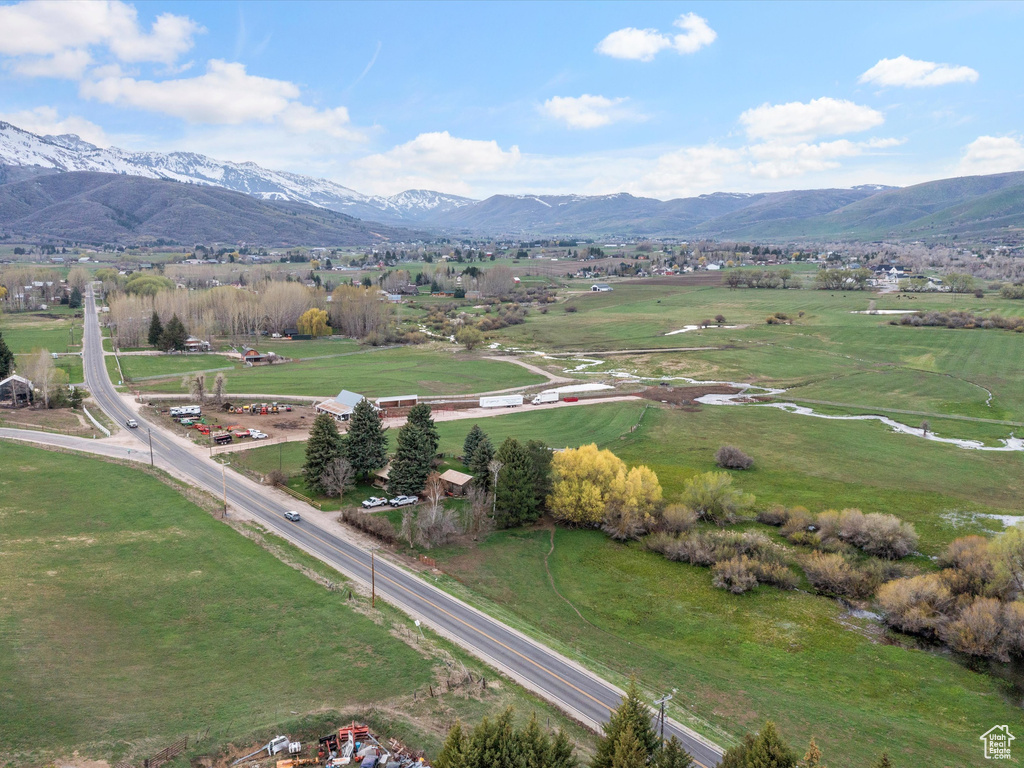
(320, 457, 355, 498)
(211, 372, 226, 404)
(466, 484, 494, 538)
(183, 372, 206, 403)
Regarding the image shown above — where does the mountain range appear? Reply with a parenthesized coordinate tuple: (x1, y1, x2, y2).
(2, 120, 1023, 243)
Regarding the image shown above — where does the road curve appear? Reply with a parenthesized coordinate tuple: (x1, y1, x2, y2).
(79, 287, 724, 767)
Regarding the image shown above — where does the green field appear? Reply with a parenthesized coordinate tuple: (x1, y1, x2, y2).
(1, 311, 85, 383)
(134, 346, 546, 396)
(0, 442, 590, 766)
(433, 527, 1020, 768)
(490, 284, 1024, 424)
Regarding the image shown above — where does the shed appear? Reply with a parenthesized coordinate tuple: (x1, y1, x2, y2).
(376, 394, 418, 409)
(439, 469, 474, 496)
(314, 389, 374, 422)
(372, 463, 391, 488)
(242, 348, 268, 364)
(591, 283, 612, 292)
(0, 374, 33, 407)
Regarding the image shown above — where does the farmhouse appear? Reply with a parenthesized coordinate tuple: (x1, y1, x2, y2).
(183, 336, 211, 352)
(591, 283, 613, 292)
(314, 389, 375, 422)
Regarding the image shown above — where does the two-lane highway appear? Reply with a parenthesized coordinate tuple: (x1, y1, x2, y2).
(81, 286, 723, 767)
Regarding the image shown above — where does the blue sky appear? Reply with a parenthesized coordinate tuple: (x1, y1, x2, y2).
(1, 0, 1023, 199)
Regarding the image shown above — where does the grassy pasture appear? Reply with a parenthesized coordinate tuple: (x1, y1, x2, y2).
(133, 347, 546, 396)
(2, 311, 85, 383)
(0, 442, 591, 766)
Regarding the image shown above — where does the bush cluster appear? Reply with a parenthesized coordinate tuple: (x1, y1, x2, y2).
(877, 533, 1024, 661)
(477, 304, 527, 331)
(715, 445, 754, 470)
(645, 530, 797, 593)
(339, 508, 398, 544)
(896, 310, 1024, 333)
(999, 283, 1024, 299)
(761, 506, 918, 560)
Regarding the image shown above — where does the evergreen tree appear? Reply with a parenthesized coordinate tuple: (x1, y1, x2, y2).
(519, 715, 550, 768)
(303, 413, 342, 493)
(871, 754, 894, 768)
(0, 331, 13, 378)
(147, 311, 163, 347)
(526, 439, 554, 510)
(719, 722, 797, 768)
(495, 437, 539, 528)
(611, 723, 646, 768)
(802, 738, 823, 768)
(653, 737, 693, 768)
(463, 424, 486, 461)
(407, 403, 439, 455)
(345, 398, 388, 478)
(158, 313, 188, 351)
(592, 679, 659, 768)
(388, 421, 433, 496)
(68, 286, 82, 309)
(548, 729, 579, 768)
(435, 721, 467, 768)
(469, 436, 495, 487)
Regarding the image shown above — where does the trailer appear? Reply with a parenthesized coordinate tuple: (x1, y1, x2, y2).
(531, 391, 558, 405)
(480, 395, 523, 408)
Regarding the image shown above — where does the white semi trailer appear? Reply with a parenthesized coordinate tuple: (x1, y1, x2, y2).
(480, 395, 524, 408)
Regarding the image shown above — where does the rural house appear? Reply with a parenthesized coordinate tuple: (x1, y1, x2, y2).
(183, 336, 211, 352)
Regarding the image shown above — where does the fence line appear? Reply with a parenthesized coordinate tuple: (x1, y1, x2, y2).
(82, 405, 111, 436)
(275, 482, 323, 509)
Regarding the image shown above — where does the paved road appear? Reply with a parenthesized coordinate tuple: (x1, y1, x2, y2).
(79, 287, 724, 767)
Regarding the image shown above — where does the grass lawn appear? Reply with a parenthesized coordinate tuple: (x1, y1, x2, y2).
(118, 353, 236, 380)
(433, 527, 1021, 768)
(0, 442, 591, 766)
(135, 347, 546, 397)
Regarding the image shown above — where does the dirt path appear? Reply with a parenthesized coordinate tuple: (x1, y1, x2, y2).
(483, 355, 575, 385)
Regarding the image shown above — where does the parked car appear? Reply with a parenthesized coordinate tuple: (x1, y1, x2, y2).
(361, 496, 388, 509)
(250, 431, 268, 439)
(389, 495, 418, 507)
(126, 418, 138, 428)
(284, 510, 301, 522)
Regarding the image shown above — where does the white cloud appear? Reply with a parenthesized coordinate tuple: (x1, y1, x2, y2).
(79, 59, 362, 141)
(0, 106, 111, 146)
(596, 13, 715, 61)
(351, 132, 521, 196)
(0, 1, 203, 67)
(860, 55, 978, 88)
(630, 145, 743, 197)
(11, 49, 93, 79)
(596, 27, 672, 62)
(740, 97, 884, 141)
(956, 136, 1024, 176)
(541, 94, 634, 129)
(747, 137, 904, 179)
(671, 13, 717, 54)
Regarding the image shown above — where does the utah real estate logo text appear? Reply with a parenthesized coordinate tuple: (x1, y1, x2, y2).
(980, 726, 1014, 760)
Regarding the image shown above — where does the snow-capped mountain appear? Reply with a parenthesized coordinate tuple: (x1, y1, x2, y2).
(0, 121, 474, 224)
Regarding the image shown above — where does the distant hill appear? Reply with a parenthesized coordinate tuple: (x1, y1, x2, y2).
(0, 121, 475, 224)
(0, 171, 418, 246)
(2, 120, 1023, 241)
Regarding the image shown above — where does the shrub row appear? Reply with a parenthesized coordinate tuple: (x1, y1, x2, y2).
(895, 310, 1024, 332)
(759, 505, 918, 559)
(339, 507, 398, 544)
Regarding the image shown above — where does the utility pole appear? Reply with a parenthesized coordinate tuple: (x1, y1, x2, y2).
(653, 690, 676, 745)
(148, 428, 154, 467)
(221, 463, 228, 518)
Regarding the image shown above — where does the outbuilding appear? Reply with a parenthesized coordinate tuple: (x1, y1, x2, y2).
(439, 469, 474, 496)
(183, 336, 211, 352)
(314, 389, 375, 422)
(375, 394, 418, 409)
(591, 283, 612, 292)
(0, 374, 33, 407)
